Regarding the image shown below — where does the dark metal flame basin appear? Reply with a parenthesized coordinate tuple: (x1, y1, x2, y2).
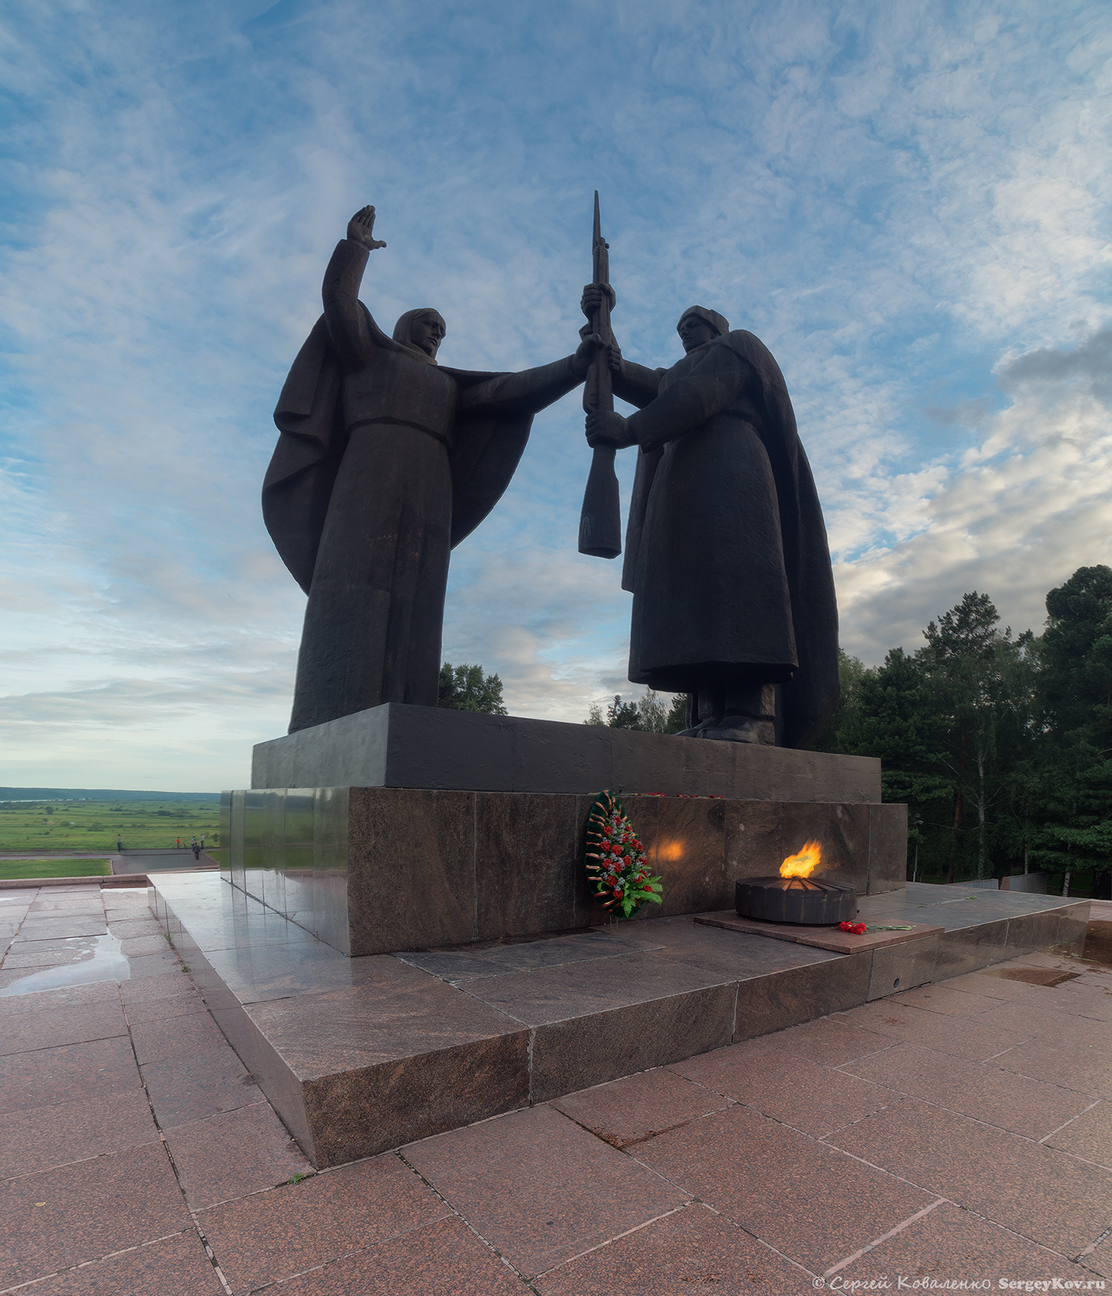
(735, 876, 857, 926)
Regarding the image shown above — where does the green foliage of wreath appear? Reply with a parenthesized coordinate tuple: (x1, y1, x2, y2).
(584, 790, 664, 919)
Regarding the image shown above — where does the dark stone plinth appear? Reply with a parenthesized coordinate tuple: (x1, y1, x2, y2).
(250, 704, 881, 801)
(221, 786, 909, 957)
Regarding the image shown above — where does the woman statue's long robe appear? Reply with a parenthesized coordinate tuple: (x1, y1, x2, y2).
(614, 328, 839, 749)
(264, 239, 584, 732)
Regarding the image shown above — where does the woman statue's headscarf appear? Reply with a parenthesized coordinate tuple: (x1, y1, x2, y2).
(393, 309, 445, 363)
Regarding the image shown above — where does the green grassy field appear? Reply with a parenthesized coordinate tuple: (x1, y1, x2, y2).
(0, 857, 112, 879)
(0, 800, 220, 853)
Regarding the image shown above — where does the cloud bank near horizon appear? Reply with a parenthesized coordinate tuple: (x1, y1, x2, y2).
(1, 0, 1110, 788)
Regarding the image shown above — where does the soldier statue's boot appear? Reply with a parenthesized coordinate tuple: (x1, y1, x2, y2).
(697, 684, 777, 745)
(676, 688, 722, 738)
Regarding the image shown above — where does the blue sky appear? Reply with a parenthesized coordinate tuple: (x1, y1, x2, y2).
(2, 0, 1110, 790)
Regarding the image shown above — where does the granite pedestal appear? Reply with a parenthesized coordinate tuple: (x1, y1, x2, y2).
(192, 705, 950, 1165)
(225, 706, 906, 956)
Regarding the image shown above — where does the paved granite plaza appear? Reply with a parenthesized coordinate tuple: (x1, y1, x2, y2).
(0, 882, 1110, 1293)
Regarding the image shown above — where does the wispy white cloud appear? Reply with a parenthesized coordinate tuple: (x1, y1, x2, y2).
(836, 326, 1112, 658)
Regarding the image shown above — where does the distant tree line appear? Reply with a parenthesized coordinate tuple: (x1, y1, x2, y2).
(585, 691, 688, 733)
(816, 566, 1112, 897)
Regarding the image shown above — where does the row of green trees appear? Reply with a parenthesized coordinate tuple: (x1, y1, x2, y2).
(437, 663, 686, 731)
(437, 662, 508, 714)
(585, 691, 687, 732)
(817, 567, 1112, 896)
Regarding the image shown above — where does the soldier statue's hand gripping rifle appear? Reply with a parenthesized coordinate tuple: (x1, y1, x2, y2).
(578, 192, 622, 559)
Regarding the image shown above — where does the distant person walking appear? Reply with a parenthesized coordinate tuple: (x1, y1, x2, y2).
(176, 837, 181, 849)
(200, 835, 204, 850)
(192, 842, 201, 861)
(117, 835, 122, 851)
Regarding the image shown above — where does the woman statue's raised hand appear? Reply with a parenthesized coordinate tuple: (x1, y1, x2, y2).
(347, 205, 387, 251)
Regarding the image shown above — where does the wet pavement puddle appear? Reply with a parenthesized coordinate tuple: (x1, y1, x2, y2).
(0, 932, 130, 996)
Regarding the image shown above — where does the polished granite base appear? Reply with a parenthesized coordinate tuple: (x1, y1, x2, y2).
(221, 788, 909, 956)
(148, 874, 1090, 1169)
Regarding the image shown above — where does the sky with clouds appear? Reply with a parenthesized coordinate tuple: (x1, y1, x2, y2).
(2, 0, 1110, 790)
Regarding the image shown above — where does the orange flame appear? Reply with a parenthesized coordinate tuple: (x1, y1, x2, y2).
(780, 840, 822, 879)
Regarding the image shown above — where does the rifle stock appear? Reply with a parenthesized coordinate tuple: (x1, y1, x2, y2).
(578, 444, 621, 558)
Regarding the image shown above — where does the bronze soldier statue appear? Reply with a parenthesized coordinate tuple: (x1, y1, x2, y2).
(581, 286, 839, 748)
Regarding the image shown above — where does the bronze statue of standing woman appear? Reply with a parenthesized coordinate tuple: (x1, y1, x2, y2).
(264, 206, 596, 733)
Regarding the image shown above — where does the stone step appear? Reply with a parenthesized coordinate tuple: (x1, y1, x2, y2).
(148, 874, 1089, 1169)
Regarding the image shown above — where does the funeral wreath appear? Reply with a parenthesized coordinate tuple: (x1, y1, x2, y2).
(584, 790, 664, 919)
